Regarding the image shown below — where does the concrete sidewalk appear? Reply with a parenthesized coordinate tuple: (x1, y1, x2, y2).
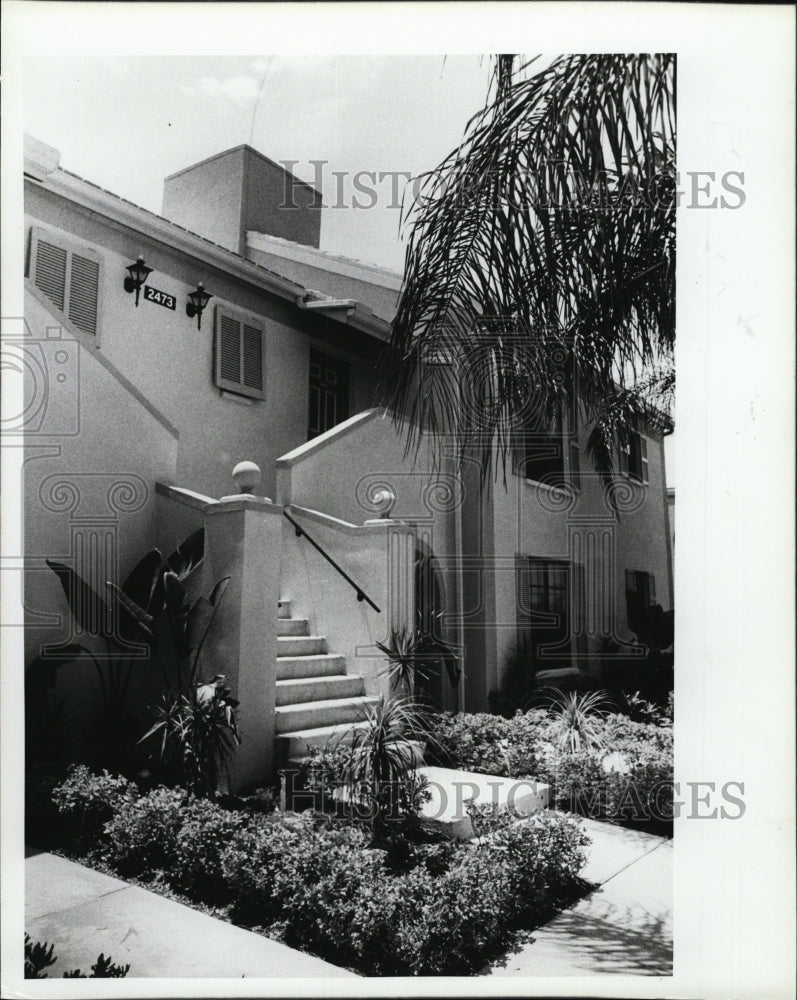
(485, 820, 673, 977)
(25, 849, 357, 979)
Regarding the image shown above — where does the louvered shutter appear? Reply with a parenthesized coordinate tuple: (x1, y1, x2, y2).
(214, 306, 265, 400)
(29, 228, 101, 337)
(242, 322, 263, 392)
(33, 236, 67, 311)
(219, 313, 242, 383)
(68, 253, 100, 336)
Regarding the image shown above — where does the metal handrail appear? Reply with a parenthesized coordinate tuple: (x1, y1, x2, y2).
(283, 509, 381, 613)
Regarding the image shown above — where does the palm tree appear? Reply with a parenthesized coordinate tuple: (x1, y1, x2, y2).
(379, 54, 675, 486)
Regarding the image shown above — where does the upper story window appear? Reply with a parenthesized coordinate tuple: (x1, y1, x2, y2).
(619, 429, 649, 484)
(308, 348, 349, 439)
(213, 305, 265, 400)
(515, 416, 568, 489)
(28, 227, 101, 337)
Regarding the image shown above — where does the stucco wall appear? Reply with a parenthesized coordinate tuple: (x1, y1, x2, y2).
(24, 187, 381, 503)
(161, 146, 321, 256)
(277, 411, 462, 711)
(278, 512, 416, 701)
(242, 151, 321, 249)
(161, 148, 246, 255)
(485, 426, 674, 699)
(22, 287, 179, 724)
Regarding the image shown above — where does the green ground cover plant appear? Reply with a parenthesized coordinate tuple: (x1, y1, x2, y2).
(426, 703, 673, 831)
(44, 764, 590, 976)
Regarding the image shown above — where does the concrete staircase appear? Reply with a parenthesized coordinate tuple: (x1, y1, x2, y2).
(275, 600, 379, 767)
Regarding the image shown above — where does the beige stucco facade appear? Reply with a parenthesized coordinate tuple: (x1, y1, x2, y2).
(20, 136, 674, 729)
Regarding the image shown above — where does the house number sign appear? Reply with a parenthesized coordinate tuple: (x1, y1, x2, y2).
(143, 286, 176, 310)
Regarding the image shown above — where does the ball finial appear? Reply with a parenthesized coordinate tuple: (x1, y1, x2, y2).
(232, 461, 261, 495)
(372, 486, 397, 519)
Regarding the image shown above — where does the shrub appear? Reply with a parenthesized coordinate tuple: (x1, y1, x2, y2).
(380, 811, 588, 975)
(172, 797, 249, 900)
(41, 755, 596, 976)
(102, 786, 186, 874)
(51, 765, 137, 841)
(551, 744, 673, 826)
(276, 819, 388, 962)
(603, 712, 673, 757)
(384, 850, 511, 975)
(426, 710, 548, 777)
(220, 811, 315, 923)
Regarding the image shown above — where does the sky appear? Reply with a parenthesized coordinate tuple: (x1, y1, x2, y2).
(24, 54, 493, 272)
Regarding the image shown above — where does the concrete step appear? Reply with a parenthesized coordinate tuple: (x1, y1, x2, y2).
(277, 635, 327, 657)
(278, 600, 291, 620)
(275, 674, 366, 707)
(275, 695, 380, 734)
(276, 721, 372, 760)
(277, 618, 310, 637)
(276, 653, 347, 681)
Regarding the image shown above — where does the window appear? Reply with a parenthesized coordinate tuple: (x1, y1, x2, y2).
(516, 420, 567, 488)
(213, 305, 265, 400)
(619, 430, 649, 483)
(28, 227, 101, 337)
(516, 556, 573, 666)
(308, 349, 349, 438)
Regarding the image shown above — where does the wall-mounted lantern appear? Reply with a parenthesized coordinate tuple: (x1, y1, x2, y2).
(186, 283, 212, 330)
(123, 256, 153, 307)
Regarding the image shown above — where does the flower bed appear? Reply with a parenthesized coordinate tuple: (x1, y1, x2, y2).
(40, 764, 591, 977)
(426, 708, 674, 831)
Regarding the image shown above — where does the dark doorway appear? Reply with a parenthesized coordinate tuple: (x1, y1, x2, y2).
(308, 348, 349, 439)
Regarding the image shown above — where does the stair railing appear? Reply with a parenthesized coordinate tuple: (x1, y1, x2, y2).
(283, 509, 382, 614)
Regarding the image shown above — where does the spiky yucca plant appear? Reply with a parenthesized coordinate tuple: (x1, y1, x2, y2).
(331, 696, 436, 836)
(543, 688, 613, 754)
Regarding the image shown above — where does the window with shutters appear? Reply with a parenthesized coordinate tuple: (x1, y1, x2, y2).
(28, 227, 102, 338)
(213, 305, 266, 401)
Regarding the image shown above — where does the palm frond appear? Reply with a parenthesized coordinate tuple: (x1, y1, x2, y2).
(379, 53, 675, 487)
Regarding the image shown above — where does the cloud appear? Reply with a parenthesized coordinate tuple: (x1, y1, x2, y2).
(178, 73, 261, 107)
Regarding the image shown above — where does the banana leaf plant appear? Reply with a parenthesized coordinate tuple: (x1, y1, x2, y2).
(44, 529, 230, 762)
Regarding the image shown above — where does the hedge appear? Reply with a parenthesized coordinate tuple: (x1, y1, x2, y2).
(49, 765, 590, 976)
(426, 709, 673, 830)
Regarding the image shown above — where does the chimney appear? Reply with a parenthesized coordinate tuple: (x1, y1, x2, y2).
(161, 145, 322, 255)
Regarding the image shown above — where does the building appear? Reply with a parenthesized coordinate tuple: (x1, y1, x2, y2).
(18, 135, 674, 787)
